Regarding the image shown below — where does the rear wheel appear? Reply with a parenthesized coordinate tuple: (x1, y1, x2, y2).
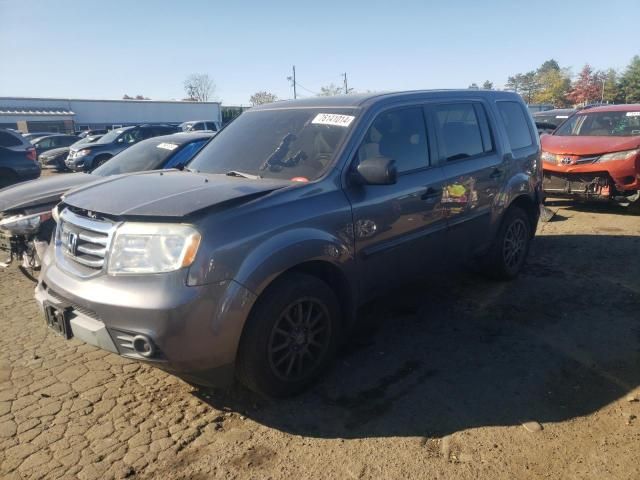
(482, 206, 532, 280)
(236, 273, 341, 397)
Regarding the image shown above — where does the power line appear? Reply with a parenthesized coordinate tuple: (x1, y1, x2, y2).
(296, 82, 319, 96)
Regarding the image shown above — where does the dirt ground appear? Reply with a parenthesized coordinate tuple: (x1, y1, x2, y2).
(1, 192, 639, 480)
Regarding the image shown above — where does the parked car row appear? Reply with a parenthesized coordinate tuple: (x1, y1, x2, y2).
(65, 124, 179, 171)
(0, 132, 214, 269)
(39, 134, 104, 171)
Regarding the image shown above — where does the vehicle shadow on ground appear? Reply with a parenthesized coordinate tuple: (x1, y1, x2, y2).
(194, 234, 640, 439)
(545, 197, 637, 216)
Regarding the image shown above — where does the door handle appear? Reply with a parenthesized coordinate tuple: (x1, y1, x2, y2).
(489, 168, 503, 179)
(421, 187, 441, 200)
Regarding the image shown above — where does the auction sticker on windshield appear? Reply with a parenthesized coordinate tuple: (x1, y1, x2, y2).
(312, 113, 355, 127)
(626, 112, 640, 117)
(157, 142, 179, 150)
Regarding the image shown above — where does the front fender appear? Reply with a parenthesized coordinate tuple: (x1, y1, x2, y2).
(234, 227, 354, 295)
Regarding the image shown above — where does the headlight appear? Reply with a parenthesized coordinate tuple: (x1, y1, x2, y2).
(541, 151, 557, 164)
(598, 148, 639, 163)
(75, 149, 91, 158)
(108, 223, 201, 274)
(0, 211, 52, 235)
(52, 205, 60, 223)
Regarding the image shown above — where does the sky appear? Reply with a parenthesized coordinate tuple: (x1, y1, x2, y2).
(1, 0, 639, 106)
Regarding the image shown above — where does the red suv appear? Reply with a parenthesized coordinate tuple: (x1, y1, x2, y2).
(541, 104, 640, 209)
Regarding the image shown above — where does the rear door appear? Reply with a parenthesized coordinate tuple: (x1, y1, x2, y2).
(345, 105, 446, 298)
(426, 101, 503, 260)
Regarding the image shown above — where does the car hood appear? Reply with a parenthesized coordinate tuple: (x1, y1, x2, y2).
(70, 142, 109, 153)
(62, 170, 292, 217)
(0, 173, 96, 214)
(40, 146, 70, 158)
(542, 135, 640, 156)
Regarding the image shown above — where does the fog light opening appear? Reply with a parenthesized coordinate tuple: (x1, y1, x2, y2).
(132, 335, 155, 358)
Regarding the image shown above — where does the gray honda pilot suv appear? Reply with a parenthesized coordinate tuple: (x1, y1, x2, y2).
(36, 90, 542, 397)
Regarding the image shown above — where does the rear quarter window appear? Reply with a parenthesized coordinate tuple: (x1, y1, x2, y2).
(0, 131, 23, 147)
(497, 101, 533, 150)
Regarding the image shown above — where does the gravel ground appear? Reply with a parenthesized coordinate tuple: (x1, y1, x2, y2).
(1, 192, 639, 479)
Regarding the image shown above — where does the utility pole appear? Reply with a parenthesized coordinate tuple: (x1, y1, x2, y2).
(341, 72, 348, 94)
(287, 66, 297, 99)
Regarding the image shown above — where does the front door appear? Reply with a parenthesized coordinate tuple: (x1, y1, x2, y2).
(345, 106, 447, 299)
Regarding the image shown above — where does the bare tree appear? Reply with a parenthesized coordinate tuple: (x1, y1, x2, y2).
(184, 74, 216, 102)
(318, 83, 343, 96)
(249, 91, 278, 106)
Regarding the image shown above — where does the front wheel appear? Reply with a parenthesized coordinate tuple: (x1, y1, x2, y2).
(91, 156, 111, 171)
(236, 273, 341, 397)
(482, 206, 532, 280)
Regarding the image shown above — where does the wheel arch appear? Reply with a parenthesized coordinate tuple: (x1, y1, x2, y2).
(508, 194, 539, 237)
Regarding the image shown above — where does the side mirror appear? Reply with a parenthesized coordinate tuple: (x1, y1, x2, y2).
(355, 157, 397, 185)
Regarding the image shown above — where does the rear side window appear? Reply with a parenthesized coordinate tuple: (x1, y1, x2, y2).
(206, 122, 218, 131)
(357, 107, 428, 173)
(432, 103, 488, 161)
(0, 131, 22, 147)
(497, 101, 533, 150)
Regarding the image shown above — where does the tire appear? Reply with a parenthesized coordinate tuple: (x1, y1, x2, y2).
(482, 206, 532, 280)
(91, 156, 111, 170)
(624, 191, 640, 214)
(236, 272, 341, 397)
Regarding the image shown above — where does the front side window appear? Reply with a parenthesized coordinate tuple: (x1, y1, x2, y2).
(36, 137, 54, 148)
(433, 103, 487, 161)
(497, 101, 533, 150)
(356, 107, 428, 173)
(96, 129, 125, 144)
(59, 136, 76, 147)
(120, 129, 142, 144)
(555, 111, 640, 137)
(189, 108, 357, 181)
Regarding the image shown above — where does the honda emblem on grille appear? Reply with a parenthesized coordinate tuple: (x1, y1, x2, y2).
(67, 232, 79, 255)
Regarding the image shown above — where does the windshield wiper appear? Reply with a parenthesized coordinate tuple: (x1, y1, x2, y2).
(226, 170, 261, 180)
(173, 163, 197, 172)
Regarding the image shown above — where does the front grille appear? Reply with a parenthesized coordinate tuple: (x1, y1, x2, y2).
(56, 208, 116, 275)
(47, 287, 100, 321)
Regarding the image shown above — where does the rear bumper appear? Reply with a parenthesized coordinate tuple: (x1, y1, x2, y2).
(14, 164, 41, 181)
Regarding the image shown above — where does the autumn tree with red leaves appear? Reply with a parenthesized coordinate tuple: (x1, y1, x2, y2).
(566, 65, 603, 105)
